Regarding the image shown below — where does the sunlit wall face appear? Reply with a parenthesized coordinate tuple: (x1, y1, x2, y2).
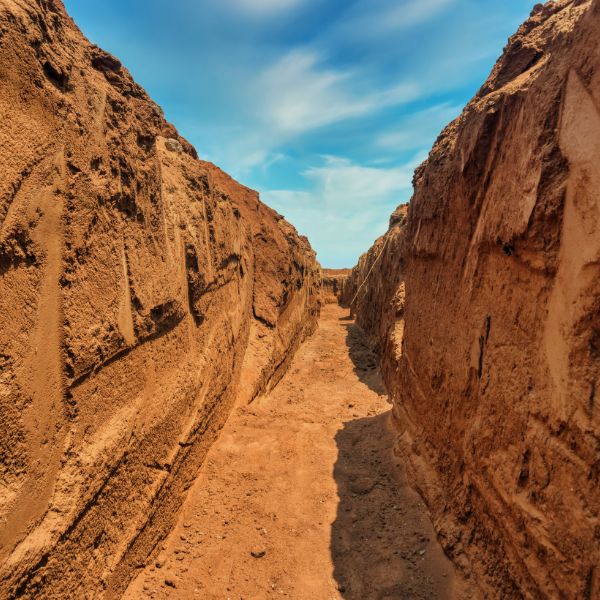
(64, 0, 536, 268)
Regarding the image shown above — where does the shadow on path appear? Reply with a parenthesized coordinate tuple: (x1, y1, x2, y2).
(331, 414, 455, 600)
(331, 315, 455, 600)
(342, 319, 387, 395)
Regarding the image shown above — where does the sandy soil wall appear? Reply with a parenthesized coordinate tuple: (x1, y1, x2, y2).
(321, 268, 351, 305)
(342, 206, 407, 365)
(347, 1, 600, 597)
(0, 1, 320, 597)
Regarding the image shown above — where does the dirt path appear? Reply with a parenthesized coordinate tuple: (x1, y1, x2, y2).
(125, 305, 469, 600)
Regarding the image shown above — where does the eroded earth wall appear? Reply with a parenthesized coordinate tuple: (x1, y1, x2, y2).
(0, 0, 320, 597)
(342, 205, 407, 373)
(349, 1, 600, 597)
(321, 268, 351, 305)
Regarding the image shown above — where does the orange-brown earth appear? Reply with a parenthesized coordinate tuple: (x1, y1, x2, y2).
(346, 1, 600, 598)
(0, 1, 319, 597)
(124, 305, 475, 600)
(3, 0, 600, 598)
(321, 268, 351, 305)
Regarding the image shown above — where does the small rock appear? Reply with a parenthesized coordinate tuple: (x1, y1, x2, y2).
(250, 547, 267, 558)
(530, 3, 544, 17)
(164, 578, 177, 588)
(165, 138, 183, 153)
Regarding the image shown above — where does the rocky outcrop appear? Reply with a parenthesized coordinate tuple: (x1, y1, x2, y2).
(0, 1, 320, 598)
(321, 268, 351, 305)
(349, 1, 600, 597)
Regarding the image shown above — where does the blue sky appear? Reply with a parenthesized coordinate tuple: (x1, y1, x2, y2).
(64, 0, 535, 267)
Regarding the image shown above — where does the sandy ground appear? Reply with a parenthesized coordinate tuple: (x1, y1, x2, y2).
(124, 305, 468, 600)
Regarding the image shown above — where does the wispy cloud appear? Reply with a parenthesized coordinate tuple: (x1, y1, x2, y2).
(303, 155, 413, 207)
(227, 0, 308, 16)
(330, 0, 458, 43)
(258, 49, 420, 134)
(262, 154, 424, 267)
(366, 0, 457, 31)
(67, 0, 536, 265)
(376, 102, 462, 150)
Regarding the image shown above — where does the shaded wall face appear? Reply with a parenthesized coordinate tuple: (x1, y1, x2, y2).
(322, 273, 350, 305)
(347, 1, 600, 597)
(0, 1, 321, 597)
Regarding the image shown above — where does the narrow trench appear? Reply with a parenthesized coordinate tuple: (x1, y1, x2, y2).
(125, 304, 466, 600)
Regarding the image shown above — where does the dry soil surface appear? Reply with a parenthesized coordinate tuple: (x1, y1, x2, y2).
(125, 305, 471, 600)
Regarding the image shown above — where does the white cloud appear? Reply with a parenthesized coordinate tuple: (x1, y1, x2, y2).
(376, 102, 462, 150)
(228, 0, 307, 15)
(258, 49, 420, 134)
(336, 0, 457, 41)
(261, 154, 423, 267)
(198, 127, 288, 179)
(374, 0, 457, 31)
(302, 155, 413, 207)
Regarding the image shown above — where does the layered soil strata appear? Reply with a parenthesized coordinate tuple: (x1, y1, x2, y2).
(347, 1, 600, 597)
(0, 1, 320, 597)
(321, 268, 351, 305)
